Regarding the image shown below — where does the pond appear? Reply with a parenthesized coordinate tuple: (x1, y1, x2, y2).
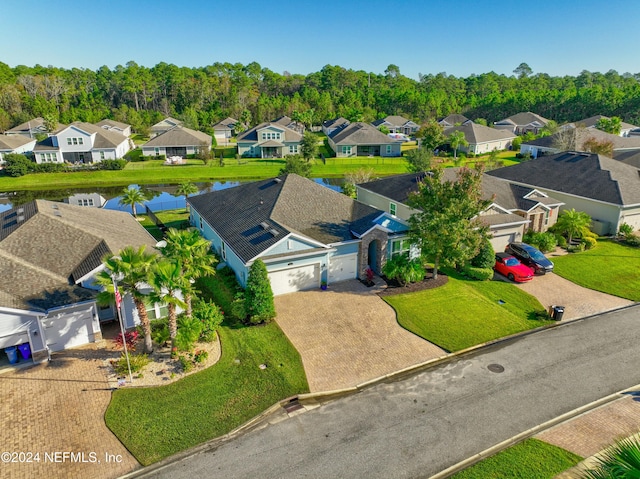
(0, 178, 346, 213)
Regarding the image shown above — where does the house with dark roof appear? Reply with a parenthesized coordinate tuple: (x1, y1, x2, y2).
(96, 119, 132, 137)
(322, 117, 350, 136)
(187, 174, 409, 295)
(213, 117, 238, 145)
(494, 112, 549, 135)
(0, 200, 159, 362)
(564, 115, 640, 137)
(445, 123, 516, 155)
(32, 122, 132, 164)
(141, 125, 212, 158)
(520, 128, 640, 158)
(0, 135, 36, 164)
(328, 122, 402, 157)
(150, 117, 183, 138)
(487, 151, 640, 234)
(5, 117, 67, 138)
(372, 115, 420, 135)
(438, 114, 472, 128)
(236, 121, 302, 158)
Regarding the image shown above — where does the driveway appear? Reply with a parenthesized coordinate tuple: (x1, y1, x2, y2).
(0, 345, 139, 479)
(274, 279, 445, 392)
(514, 273, 633, 320)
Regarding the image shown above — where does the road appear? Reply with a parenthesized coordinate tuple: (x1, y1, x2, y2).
(143, 304, 640, 479)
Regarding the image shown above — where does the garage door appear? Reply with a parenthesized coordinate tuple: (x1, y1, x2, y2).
(268, 264, 320, 296)
(0, 332, 28, 349)
(328, 254, 357, 283)
(490, 232, 515, 252)
(41, 311, 92, 352)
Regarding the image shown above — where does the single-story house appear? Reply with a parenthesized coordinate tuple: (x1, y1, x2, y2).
(0, 200, 160, 363)
(32, 122, 132, 164)
(487, 151, 640, 234)
(150, 117, 183, 138)
(520, 128, 640, 158)
(322, 117, 350, 136)
(95, 119, 132, 137)
(494, 112, 549, 135)
(5, 117, 66, 138)
(213, 117, 238, 145)
(328, 122, 402, 157)
(563, 115, 639, 137)
(0, 135, 37, 164)
(236, 121, 302, 158)
(438, 114, 472, 128)
(372, 115, 420, 135)
(444, 122, 516, 155)
(187, 174, 410, 295)
(141, 125, 212, 158)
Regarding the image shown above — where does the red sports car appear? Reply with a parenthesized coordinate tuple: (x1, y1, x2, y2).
(494, 252, 534, 282)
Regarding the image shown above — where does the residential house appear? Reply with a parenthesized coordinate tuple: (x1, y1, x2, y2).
(95, 119, 132, 137)
(150, 117, 183, 138)
(613, 150, 640, 169)
(5, 117, 66, 138)
(32, 122, 132, 164)
(444, 123, 516, 155)
(520, 128, 640, 158)
(213, 117, 238, 145)
(494, 112, 549, 135)
(487, 151, 640, 234)
(0, 200, 159, 363)
(372, 115, 420, 135)
(438, 114, 472, 128)
(563, 115, 639, 137)
(141, 125, 212, 158)
(236, 121, 302, 158)
(322, 117, 350, 136)
(328, 122, 402, 157)
(273, 115, 305, 134)
(0, 135, 36, 164)
(64, 193, 107, 208)
(187, 174, 409, 295)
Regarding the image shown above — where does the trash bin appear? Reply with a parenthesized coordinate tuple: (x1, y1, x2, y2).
(552, 306, 565, 321)
(18, 343, 31, 360)
(5, 346, 18, 364)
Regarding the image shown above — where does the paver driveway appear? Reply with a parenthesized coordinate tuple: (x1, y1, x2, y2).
(0, 345, 139, 479)
(274, 279, 445, 392)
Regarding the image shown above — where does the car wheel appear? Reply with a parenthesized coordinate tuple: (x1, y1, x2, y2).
(508, 273, 515, 282)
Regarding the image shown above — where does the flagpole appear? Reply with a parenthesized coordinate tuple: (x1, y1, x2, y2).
(112, 274, 133, 384)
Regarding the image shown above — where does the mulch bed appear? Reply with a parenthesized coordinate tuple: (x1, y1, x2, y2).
(378, 269, 449, 297)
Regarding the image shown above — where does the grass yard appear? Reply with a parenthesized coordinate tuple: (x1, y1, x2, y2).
(105, 273, 309, 466)
(139, 209, 190, 240)
(384, 271, 553, 352)
(552, 239, 640, 301)
(450, 439, 582, 479)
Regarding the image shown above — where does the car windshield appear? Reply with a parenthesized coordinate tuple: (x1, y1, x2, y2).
(505, 258, 519, 266)
(528, 249, 547, 261)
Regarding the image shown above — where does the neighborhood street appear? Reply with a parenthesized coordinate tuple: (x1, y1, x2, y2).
(142, 303, 640, 479)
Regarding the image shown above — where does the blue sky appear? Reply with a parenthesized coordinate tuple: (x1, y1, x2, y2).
(2, 0, 639, 79)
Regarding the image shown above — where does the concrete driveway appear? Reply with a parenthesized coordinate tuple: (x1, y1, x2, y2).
(0, 345, 138, 479)
(274, 279, 445, 392)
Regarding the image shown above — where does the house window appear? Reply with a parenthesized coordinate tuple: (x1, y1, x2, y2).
(67, 138, 72, 145)
(342, 146, 352, 155)
(386, 145, 392, 154)
(78, 137, 84, 145)
(288, 145, 298, 154)
(390, 203, 397, 216)
(288, 240, 293, 250)
(72, 138, 78, 145)
(544, 209, 550, 226)
(154, 147, 160, 156)
(100, 151, 105, 160)
(199, 217, 203, 230)
(391, 239, 411, 259)
(221, 242, 227, 260)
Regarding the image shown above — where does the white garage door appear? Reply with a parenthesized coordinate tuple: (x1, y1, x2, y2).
(490, 232, 515, 252)
(42, 311, 92, 352)
(328, 254, 358, 283)
(268, 264, 320, 296)
(0, 332, 28, 349)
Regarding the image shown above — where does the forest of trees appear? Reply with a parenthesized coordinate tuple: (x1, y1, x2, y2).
(1, 61, 640, 136)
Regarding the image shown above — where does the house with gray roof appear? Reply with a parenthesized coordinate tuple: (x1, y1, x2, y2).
(322, 117, 350, 136)
(213, 117, 238, 145)
(487, 151, 640, 234)
(0, 200, 159, 363)
(520, 128, 640, 158)
(188, 174, 409, 295)
(237, 121, 302, 158)
(445, 123, 516, 155)
(141, 125, 212, 158)
(96, 119, 132, 137)
(564, 115, 639, 137)
(0, 135, 36, 164)
(494, 112, 549, 135)
(150, 117, 183, 138)
(328, 122, 402, 157)
(5, 117, 66, 138)
(372, 115, 420, 135)
(438, 114, 472, 128)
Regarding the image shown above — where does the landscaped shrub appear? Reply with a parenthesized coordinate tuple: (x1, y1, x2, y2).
(177, 355, 193, 373)
(461, 264, 494, 281)
(193, 349, 208, 364)
(623, 233, 640, 247)
(556, 234, 568, 249)
(113, 353, 149, 376)
(523, 231, 557, 253)
(175, 315, 202, 352)
(33, 162, 68, 173)
(581, 236, 597, 250)
(98, 159, 127, 170)
(192, 299, 223, 342)
(567, 242, 586, 253)
(114, 330, 139, 351)
(2, 153, 34, 177)
(470, 240, 495, 269)
(618, 223, 634, 237)
(244, 260, 276, 325)
(150, 322, 170, 347)
(382, 255, 425, 286)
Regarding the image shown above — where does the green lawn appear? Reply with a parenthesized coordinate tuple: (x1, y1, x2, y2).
(552, 239, 640, 301)
(384, 271, 553, 352)
(451, 439, 582, 479)
(105, 274, 309, 466)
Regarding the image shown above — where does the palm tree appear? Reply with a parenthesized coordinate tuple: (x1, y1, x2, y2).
(581, 436, 640, 478)
(161, 228, 216, 317)
(175, 182, 198, 212)
(555, 208, 592, 244)
(96, 246, 157, 354)
(119, 187, 147, 218)
(148, 259, 187, 351)
(448, 130, 468, 160)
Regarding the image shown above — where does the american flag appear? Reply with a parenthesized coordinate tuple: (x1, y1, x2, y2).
(115, 287, 122, 309)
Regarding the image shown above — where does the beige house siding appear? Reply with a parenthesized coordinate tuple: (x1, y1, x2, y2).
(355, 187, 417, 220)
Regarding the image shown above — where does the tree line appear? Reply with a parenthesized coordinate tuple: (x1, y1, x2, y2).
(1, 61, 640, 135)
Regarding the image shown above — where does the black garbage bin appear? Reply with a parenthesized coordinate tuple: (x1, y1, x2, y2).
(552, 306, 565, 321)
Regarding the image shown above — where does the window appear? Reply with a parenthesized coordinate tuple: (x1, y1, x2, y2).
(342, 145, 352, 155)
(386, 145, 392, 154)
(544, 209, 550, 226)
(390, 203, 397, 216)
(72, 138, 78, 145)
(199, 217, 203, 230)
(100, 151, 105, 160)
(78, 137, 83, 145)
(154, 147, 160, 156)
(221, 242, 227, 260)
(391, 239, 411, 259)
(67, 138, 72, 145)
(289, 145, 298, 153)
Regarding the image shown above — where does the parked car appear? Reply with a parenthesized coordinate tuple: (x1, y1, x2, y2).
(505, 242, 554, 275)
(494, 252, 534, 282)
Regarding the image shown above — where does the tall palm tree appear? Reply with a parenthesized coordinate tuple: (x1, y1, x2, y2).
(448, 130, 468, 160)
(555, 208, 592, 243)
(96, 246, 157, 354)
(148, 259, 187, 351)
(582, 436, 640, 478)
(119, 187, 147, 218)
(175, 182, 198, 212)
(161, 228, 216, 317)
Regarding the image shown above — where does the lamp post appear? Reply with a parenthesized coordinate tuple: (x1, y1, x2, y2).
(111, 273, 133, 384)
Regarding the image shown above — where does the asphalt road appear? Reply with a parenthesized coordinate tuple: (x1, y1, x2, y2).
(144, 304, 640, 479)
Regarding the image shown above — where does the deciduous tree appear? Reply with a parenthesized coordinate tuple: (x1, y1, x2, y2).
(300, 131, 318, 162)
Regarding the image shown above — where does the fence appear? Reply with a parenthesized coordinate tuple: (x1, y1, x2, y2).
(145, 205, 168, 233)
